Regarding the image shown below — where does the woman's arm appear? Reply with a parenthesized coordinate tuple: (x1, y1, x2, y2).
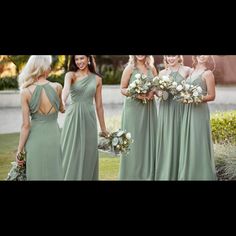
(202, 71, 216, 102)
(16, 90, 31, 162)
(56, 83, 65, 113)
(120, 65, 133, 97)
(95, 76, 109, 136)
(62, 72, 74, 106)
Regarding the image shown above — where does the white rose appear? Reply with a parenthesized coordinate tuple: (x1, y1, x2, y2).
(176, 85, 183, 91)
(197, 86, 202, 93)
(193, 91, 199, 97)
(126, 132, 131, 140)
(184, 84, 190, 90)
(135, 73, 141, 79)
(130, 83, 136, 88)
(172, 82, 177, 87)
(162, 75, 169, 81)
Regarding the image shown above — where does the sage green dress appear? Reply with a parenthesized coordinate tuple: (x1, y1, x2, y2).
(119, 68, 157, 180)
(155, 71, 186, 180)
(61, 74, 98, 180)
(178, 72, 217, 180)
(25, 83, 63, 180)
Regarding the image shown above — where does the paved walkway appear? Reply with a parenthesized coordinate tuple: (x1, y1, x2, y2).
(0, 85, 236, 134)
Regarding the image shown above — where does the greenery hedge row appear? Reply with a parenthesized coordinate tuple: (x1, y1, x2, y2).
(211, 110, 236, 145)
(0, 65, 123, 90)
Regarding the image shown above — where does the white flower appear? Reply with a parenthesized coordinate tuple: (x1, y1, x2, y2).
(126, 132, 131, 140)
(176, 85, 183, 91)
(135, 73, 141, 79)
(162, 75, 170, 81)
(197, 86, 202, 93)
(116, 145, 120, 149)
(130, 82, 136, 88)
(172, 82, 177, 87)
(184, 84, 190, 90)
(193, 91, 199, 97)
(142, 74, 147, 79)
(136, 80, 141, 85)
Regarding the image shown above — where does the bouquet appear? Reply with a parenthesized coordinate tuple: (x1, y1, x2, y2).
(6, 151, 26, 181)
(98, 129, 134, 156)
(173, 80, 203, 104)
(152, 74, 177, 100)
(127, 73, 153, 103)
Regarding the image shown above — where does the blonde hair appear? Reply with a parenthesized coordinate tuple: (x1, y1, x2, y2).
(163, 55, 184, 69)
(128, 55, 154, 68)
(192, 55, 216, 72)
(18, 55, 52, 90)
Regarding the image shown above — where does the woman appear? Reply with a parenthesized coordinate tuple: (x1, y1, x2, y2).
(61, 55, 108, 180)
(17, 55, 64, 180)
(119, 55, 158, 180)
(178, 55, 217, 180)
(155, 55, 191, 180)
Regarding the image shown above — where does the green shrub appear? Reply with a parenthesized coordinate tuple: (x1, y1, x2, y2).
(211, 110, 236, 144)
(214, 144, 236, 180)
(98, 64, 123, 85)
(0, 77, 18, 90)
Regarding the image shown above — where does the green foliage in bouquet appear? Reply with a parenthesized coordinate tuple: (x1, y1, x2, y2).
(6, 151, 26, 181)
(98, 129, 134, 156)
(211, 110, 236, 144)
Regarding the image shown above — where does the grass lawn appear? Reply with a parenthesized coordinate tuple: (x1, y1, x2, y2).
(0, 133, 120, 181)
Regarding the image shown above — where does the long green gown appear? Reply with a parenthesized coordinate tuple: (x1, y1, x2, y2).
(154, 71, 186, 180)
(178, 72, 217, 180)
(119, 68, 157, 180)
(61, 74, 98, 180)
(25, 83, 63, 180)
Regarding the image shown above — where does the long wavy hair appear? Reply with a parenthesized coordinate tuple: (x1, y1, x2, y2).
(192, 55, 216, 72)
(128, 55, 154, 69)
(18, 55, 52, 90)
(163, 55, 184, 69)
(68, 55, 101, 77)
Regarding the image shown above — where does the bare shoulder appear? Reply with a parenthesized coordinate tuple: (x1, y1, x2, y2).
(20, 88, 29, 97)
(182, 65, 191, 72)
(54, 82, 63, 89)
(159, 68, 168, 76)
(123, 64, 133, 74)
(95, 74, 103, 85)
(65, 71, 75, 80)
(203, 70, 215, 80)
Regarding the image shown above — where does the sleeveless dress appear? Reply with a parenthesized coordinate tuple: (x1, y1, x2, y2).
(178, 71, 217, 180)
(61, 73, 98, 180)
(119, 68, 158, 180)
(25, 83, 63, 180)
(155, 71, 186, 180)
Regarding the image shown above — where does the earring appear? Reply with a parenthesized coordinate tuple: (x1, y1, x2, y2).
(88, 61, 91, 65)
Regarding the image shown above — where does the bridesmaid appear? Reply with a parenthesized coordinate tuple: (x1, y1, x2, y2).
(155, 55, 191, 180)
(61, 55, 109, 180)
(178, 55, 217, 180)
(17, 56, 65, 180)
(119, 55, 158, 180)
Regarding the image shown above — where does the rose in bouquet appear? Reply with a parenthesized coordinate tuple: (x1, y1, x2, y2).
(152, 74, 177, 100)
(98, 129, 134, 156)
(6, 151, 26, 181)
(127, 73, 153, 104)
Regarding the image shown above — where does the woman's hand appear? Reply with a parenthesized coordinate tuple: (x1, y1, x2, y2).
(100, 130, 110, 138)
(16, 151, 25, 167)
